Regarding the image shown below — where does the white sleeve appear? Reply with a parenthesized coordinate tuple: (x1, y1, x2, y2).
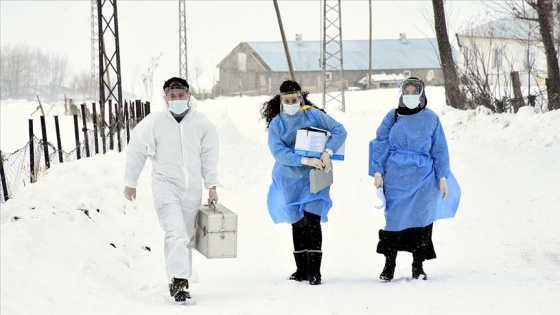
(200, 119, 220, 189)
(123, 119, 152, 188)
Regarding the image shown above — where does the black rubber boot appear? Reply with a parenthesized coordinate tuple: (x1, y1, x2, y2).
(289, 251, 309, 281)
(308, 251, 322, 285)
(412, 260, 427, 280)
(169, 278, 191, 302)
(379, 252, 397, 281)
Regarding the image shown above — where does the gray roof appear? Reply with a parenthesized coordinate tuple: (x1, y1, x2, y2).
(463, 17, 541, 41)
(245, 38, 442, 72)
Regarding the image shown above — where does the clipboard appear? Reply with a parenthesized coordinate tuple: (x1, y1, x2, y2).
(309, 167, 333, 194)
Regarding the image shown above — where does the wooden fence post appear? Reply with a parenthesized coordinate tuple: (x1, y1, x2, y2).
(80, 104, 90, 157)
(100, 101, 106, 154)
(39, 116, 50, 170)
(124, 100, 130, 143)
(54, 116, 63, 163)
(28, 119, 35, 183)
(0, 151, 9, 202)
(144, 101, 150, 118)
(92, 102, 99, 155)
(115, 101, 122, 152)
(135, 100, 142, 123)
(108, 99, 114, 151)
(73, 114, 81, 160)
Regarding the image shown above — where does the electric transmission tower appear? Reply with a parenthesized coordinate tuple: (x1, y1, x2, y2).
(179, 0, 188, 80)
(96, 0, 123, 109)
(321, 0, 345, 112)
(91, 0, 99, 99)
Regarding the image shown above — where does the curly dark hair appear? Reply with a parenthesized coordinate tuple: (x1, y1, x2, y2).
(260, 91, 320, 129)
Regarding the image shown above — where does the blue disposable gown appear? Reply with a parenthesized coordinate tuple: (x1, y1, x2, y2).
(369, 108, 460, 231)
(267, 108, 347, 224)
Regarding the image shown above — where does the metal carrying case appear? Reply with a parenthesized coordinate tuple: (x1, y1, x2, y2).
(195, 202, 238, 259)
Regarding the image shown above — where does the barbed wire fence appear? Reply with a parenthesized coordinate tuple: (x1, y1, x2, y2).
(0, 100, 150, 203)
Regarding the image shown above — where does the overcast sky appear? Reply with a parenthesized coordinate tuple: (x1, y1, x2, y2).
(1, 0, 495, 96)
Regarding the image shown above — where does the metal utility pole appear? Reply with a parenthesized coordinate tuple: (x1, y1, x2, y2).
(273, 0, 295, 81)
(91, 0, 99, 99)
(96, 0, 123, 112)
(367, 0, 372, 89)
(179, 0, 188, 80)
(322, 0, 345, 112)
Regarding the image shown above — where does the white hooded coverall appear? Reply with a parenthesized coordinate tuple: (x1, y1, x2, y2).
(124, 106, 219, 282)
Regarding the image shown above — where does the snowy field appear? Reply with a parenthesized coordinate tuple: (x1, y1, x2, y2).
(1, 87, 560, 314)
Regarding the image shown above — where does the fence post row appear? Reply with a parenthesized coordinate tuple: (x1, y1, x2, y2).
(2, 100, 150, 203)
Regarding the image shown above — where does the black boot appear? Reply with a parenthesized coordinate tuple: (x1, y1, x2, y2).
(308, 251, 322, 285)
(289, 251, 309, 281)
(412, 260, 427, 280)
(169, 278, 191, 302)
(379, 252, 397, 281)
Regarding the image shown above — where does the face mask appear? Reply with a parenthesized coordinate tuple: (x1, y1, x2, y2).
(168, 100, 189, 114)
(402, 95, 420, 109)
(282, 102, 300, 115)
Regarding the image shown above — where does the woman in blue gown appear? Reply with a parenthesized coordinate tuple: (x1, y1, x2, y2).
(261, 80, 347, 285)
(369, 77, 461, 281)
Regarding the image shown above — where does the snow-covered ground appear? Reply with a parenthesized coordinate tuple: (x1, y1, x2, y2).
(1, 87, 559, 314)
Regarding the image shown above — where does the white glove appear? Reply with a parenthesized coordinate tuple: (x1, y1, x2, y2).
(302, 157, 324, 170)
(374, 172, 383, 188)
(123, 186, 136, 201)
(439, 177, 448, 199)
(320, 152, 332, 173)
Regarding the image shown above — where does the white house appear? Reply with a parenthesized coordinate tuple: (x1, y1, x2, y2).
(456, 17, 548, 89)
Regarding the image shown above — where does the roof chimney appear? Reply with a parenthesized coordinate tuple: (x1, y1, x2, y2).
(296, 33, 303, 41)
(399, 33, 407, 43)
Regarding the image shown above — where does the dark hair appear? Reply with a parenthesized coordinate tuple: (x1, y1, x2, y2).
(163, 77, 189, 90)
(279, 80, 301, 93)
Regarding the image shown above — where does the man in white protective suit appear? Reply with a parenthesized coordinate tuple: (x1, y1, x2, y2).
(123, 77, 219, 303)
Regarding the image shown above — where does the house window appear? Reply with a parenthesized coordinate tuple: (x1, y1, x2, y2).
(525, 49, 536, 71)
(492, 48, 502, 70)
(325, 72, 332, 81)
(403, 70, 411, 78)
(238, 53, 247, 72)
(463, 46, 470, 67)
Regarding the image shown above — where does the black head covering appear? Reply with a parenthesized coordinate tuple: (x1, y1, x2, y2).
(163, 77, 189, 90)
(279, 80, 301, 94)
(397, 76, 428, 115)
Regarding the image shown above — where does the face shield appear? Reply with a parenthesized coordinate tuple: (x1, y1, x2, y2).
(280, 91, 302, 115)
(400, 78, 425, 109)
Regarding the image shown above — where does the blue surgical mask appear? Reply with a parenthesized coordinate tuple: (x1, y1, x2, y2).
(168, 100, 189, 114)
(402, 95, 420, 109)
(282, 102, 300, 115)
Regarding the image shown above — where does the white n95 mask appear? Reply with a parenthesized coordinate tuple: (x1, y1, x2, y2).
(168, 100, 189, 114)
(282, 103, 300, 115)
(402, 95, 421, 109)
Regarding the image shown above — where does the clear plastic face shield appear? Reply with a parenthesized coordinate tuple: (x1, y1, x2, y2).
(280, 91, 302, 115)
(400, 79, 424, 96)
(164, 86, 189, 100)
(400, 79, 424, 109)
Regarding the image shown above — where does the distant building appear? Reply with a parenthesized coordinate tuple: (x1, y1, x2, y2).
(215, 34, 445, 96)
(456, 17, 548, 87)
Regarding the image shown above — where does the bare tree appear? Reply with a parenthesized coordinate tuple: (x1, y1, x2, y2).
(496, 0, 560, 110)
(432, 0, 466, 109)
